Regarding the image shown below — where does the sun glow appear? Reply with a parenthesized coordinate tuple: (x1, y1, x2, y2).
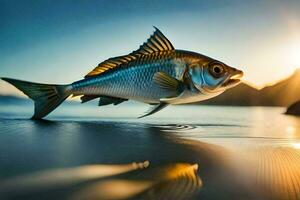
(287, 41, 300, 69)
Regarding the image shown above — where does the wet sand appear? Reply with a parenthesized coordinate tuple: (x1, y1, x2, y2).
(0, 118, 299, 199)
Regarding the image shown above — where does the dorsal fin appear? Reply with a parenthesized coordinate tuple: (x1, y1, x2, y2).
(84, 27, 174, 78)
(84, 55, 137, 78)
(131, 26, 174, 56)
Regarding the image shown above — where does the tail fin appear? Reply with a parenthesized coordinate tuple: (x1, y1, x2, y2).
(1, 78, 71, 119)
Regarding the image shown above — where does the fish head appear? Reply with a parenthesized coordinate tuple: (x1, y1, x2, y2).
(188, 58, 243, 94)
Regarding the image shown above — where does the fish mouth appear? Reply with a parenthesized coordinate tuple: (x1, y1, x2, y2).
(223, 70, 244, 88)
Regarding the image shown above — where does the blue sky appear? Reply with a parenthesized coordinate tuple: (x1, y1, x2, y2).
(1, 0, 300, 95)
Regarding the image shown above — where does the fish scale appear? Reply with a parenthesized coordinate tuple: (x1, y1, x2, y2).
(71, 54, 186, 103)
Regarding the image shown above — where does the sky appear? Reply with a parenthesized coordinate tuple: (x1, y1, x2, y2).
(1, 0, 300, 95)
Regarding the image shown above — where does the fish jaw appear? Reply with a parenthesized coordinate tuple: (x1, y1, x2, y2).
(222, 69, 244, 89)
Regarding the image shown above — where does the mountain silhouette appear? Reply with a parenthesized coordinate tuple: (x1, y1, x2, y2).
(200, 69, 300, 107)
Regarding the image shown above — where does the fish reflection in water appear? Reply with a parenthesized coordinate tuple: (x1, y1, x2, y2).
(72, 163, 201, 200)
(0, 161, 149, 198)
(0, 161, 202, 200)
(1, 106, 300, 200)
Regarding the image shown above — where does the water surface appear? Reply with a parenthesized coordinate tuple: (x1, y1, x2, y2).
(0, 102, 300, 199)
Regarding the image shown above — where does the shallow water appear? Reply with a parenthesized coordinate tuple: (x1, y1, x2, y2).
(0, 102, 300, 199)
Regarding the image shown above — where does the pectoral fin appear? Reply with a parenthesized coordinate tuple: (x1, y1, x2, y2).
(138, 103, 168, 118)
(153, 72, 184, 94)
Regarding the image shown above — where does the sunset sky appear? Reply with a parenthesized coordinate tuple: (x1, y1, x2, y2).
(1, 0, 300, 95)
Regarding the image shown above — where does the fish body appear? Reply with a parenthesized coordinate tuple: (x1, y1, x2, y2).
(72, 50, 194, 104)
(1, 27, 243, 119)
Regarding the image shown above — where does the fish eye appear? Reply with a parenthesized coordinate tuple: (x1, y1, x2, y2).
(209, 64, 225, 78)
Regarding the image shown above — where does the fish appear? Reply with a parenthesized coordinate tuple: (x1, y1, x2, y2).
(1, 27, 243, 119)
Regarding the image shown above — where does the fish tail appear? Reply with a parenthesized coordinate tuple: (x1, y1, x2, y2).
(1, 77, 72, 119)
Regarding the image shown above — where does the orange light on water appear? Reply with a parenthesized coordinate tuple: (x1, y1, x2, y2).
(285, 125, 296, 134)
(293, 143, 300, 149)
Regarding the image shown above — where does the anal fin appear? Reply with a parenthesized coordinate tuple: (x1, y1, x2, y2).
(81, 95, 100, 103)
(81, 95, 128, 106)
(99, 96, 128, 106)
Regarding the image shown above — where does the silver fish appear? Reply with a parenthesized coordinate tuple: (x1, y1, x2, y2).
(2, 27, 243, 119)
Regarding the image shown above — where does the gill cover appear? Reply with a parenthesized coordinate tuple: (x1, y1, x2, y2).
(188, 62, 228, 92)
